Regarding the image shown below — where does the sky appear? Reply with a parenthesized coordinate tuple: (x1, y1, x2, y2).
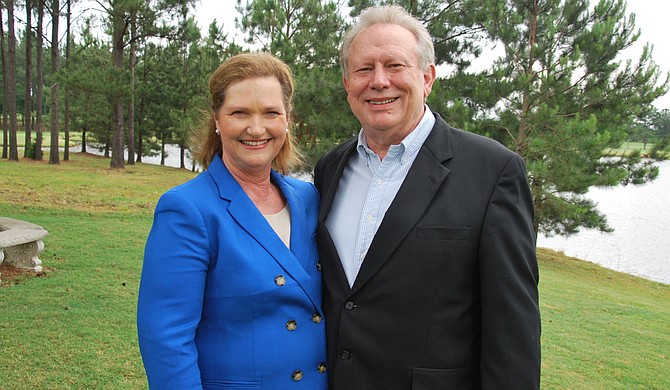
(193, 0, 670, 110)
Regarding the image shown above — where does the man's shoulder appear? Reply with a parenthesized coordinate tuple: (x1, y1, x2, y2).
(432, 114, 516, 158)
(317, 137, 357, 168)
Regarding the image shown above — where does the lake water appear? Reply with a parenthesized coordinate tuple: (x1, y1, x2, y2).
(69, 144, 197, 169)
(538, 160, 670, 284)
(74, 145, 670, 284)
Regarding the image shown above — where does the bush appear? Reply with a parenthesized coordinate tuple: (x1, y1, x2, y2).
(24, 141, 36, 159)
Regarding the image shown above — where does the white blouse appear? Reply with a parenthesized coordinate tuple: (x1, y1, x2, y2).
(264, 204, 291, 248)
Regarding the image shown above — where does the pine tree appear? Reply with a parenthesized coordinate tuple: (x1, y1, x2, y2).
(444, 0, 668, 236)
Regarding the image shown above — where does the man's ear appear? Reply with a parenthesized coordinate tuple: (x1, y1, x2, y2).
(423, 64, 437, 99)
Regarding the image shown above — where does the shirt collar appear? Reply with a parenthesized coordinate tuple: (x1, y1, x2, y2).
(356, 105, 436, 161)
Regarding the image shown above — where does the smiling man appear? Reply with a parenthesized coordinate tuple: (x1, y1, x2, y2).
(314, 5, 541, 389)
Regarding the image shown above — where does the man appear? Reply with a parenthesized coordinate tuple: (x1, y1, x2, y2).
(314, 5, 541, 389)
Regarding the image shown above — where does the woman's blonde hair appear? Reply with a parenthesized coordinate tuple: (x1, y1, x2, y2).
(190, 52, 303, 173)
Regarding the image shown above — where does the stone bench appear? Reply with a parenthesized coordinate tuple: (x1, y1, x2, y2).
(0, 217, 49, 274)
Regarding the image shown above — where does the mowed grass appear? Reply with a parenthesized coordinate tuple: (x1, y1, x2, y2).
(1, 153, 669, 389)
(0, 154, 196, 389)
(538, 248, 669, 389)
(607, 140, 664, 156)
(9, 130, 83, 148)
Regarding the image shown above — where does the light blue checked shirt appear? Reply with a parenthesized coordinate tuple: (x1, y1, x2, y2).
(325, 107, 436, 287)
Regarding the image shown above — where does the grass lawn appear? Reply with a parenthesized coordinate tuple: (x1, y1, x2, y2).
(1, 153, 668, 389)
(607, 141, 662, 156)
(4, 131, 83, 149)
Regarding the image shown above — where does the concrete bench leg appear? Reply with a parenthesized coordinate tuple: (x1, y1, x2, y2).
(2, 240, 44, 272)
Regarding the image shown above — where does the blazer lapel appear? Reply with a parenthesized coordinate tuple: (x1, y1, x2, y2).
(273, 172, 310, 272)
(351, 115, 454, 293)
(209, 157, 320, 307)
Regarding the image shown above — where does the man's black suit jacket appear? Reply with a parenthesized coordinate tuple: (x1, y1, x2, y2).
(314, 113, 541, 389)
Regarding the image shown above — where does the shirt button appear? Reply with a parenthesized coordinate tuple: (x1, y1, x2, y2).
(292, 370, 303, 381)
(367, 214, 373, 221)
(344, 301, 355, 310)
(312, 313, 323, 324)
(340, 349, 351, 360)
(286, 319, 297, 331)
(274, 275, 286, 286)
(316, 261, 322, 272)
(376, 178, 383, 185)
(317, 362, 327, 373)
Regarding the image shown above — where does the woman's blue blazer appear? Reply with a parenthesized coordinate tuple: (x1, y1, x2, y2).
(137, 156, 327, 389)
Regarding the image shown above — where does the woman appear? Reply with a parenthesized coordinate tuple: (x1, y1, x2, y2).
(137, 53, 327, 389)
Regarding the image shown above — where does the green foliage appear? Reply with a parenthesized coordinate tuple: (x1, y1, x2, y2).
(293, 66, 360, 172)
(136, 34, 206, 165)
(237, 0, 344, 68)
(59, 27, 118, 149)
(632, 107, 670, 145)
(347, 0, 487, 70)
(24, 141, 36, 159)
(655, 109, 670, 141)
(443, 0, 669, 235)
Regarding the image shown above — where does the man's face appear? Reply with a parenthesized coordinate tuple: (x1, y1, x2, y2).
(344, 23, 435, 142)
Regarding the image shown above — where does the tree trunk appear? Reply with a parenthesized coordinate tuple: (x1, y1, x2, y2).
(160, 131, 166, 166)
(136, 58, 148, 163)
(127, 13, 137, 165)
(110, 12, 126, 169)
(517, 3, 538, 156)
(23, 0, 33, 157)
(6, 0, 19, 161)
(180, 10, 187, 170)
(1, 4, 8, 159)
(81, 126, 87, 153)
(34, 0, 44, 160)
(64, 0, 71, 161)
(49, 0, 60, 165)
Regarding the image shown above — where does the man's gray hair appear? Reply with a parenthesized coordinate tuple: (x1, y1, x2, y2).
(340, 5, 435, 79)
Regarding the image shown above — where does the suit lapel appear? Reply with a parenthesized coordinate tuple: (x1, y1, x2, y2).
(318, 139, 358, 223)
(317, 140, 358, 293)
(209, 157, 320, 307)
(318, 114, 455, 294)
(351, 115, 454, 293)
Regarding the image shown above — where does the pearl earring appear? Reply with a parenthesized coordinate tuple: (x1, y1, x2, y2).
(285, 128, 289, 133)
(215, 128, 221, 135)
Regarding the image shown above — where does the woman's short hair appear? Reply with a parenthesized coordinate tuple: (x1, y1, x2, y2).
(191, 52, 302, 173)
(340, 5, 435, 79)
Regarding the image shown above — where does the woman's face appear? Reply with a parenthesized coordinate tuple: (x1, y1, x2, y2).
(215, 76, 288, 177)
